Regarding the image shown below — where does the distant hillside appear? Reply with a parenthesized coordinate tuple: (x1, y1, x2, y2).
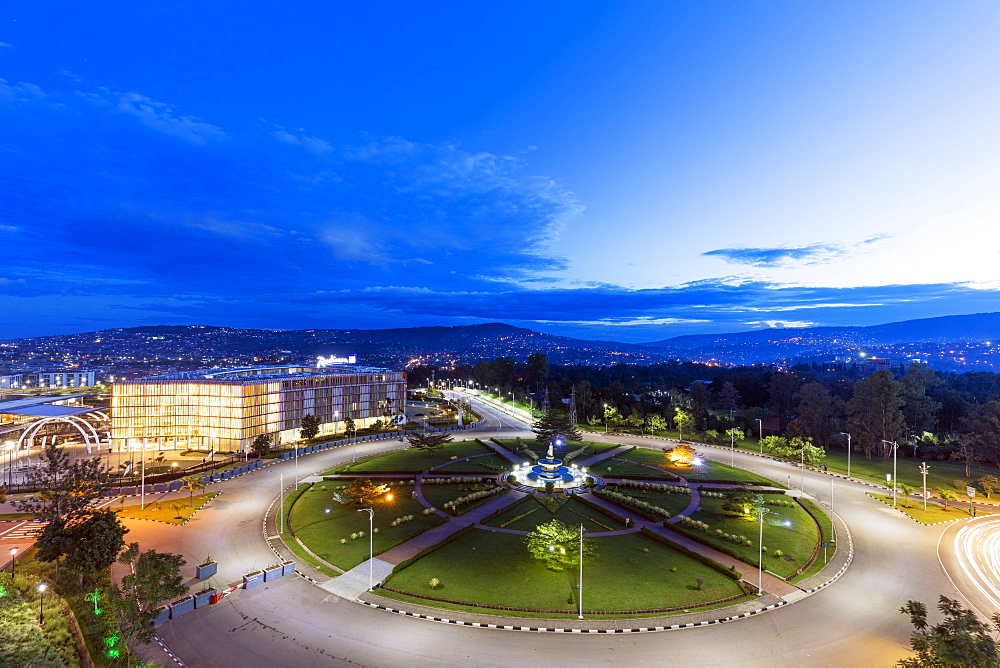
(644, 312, 1000, 370)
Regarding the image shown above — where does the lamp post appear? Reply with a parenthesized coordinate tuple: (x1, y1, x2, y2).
(754, 419, 763, 452)
(757, 509, 777, 594)
(140, 440, 146, 511)
(38, 582, 48, 624)
(8, 546, 16, 578)
(268, 470, 285, 533)
(840, 432, 851, 479)
(603, 404, 608, 433)
(800, 444, 805, 492)
(882, 440, 898, 507)
(920, 462, 929, 512)
(578, 523, 585, 619)
(730, 429, 736, 466)
(357, 508, 374, 592)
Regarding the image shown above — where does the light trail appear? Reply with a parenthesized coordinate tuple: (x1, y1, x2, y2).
(951, 519, 1000, 613)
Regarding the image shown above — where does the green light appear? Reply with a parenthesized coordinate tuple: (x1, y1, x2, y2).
(0, 586, 6, 597)
(93, 608, 102, 615)
(107, 648, 120, 658)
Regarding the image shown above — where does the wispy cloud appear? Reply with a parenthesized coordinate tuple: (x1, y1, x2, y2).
(703, 243, 844, 267)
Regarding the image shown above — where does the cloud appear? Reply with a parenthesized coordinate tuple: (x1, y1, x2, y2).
(745, 320, 817, 329)
(80, 88, 227, 143)
(0, 42, 12, 48)
(703, 243, 845, 267)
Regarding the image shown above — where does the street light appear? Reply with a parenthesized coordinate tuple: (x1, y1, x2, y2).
(920, 462, 929, 512)
(357, 508, 374, 592)
(757, 510, 777, 595)
(577, 523, 585, 620)
(882, 440, 898, 507)
(8, 546, 16, 578)
(37, 582, 48, 624)
(603, 404, 608, 433)
(267, 470, 285, 533)
(754, 419, 763, 452)
(730, 429, 737, 466)
(840, 432, 852, 479)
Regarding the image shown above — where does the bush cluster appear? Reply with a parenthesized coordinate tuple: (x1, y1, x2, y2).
(423, 476, 488, 485)
(714, 528, 753, 546)
(444, 485, 505, 512)
(561, 444, 590, 464)
(766, 498, 795, 507)
(390, 515, 415, 527)
(676, 515, 710, 531)
(616, 479, 691, 494)
(596, 489, 672, 520)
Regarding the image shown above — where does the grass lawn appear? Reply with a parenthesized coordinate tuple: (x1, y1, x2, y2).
(866, 493, 993, 524)
(663, 458, 775, 485)
(821, 448, 1000, 493)
(686, 496, 819, 579)
(590, 457, 674, 479)
(433, 453, 511, 473)
(482, 496, 627, 532)
(115, 492, 220, 524)
(0, 512, 36, 521)
(382, 529, 746, 614)
(603, 485, 695, 517)
(420, 482, 498, 512)
(286, 482, 447, 571)
(321, 440, 492, 474)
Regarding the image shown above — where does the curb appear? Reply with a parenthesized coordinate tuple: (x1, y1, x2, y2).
(155, 635, 186, 667)
(355, 599, 789, 633)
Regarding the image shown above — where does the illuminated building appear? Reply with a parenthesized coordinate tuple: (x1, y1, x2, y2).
(110, 363, 406, 453)
(0, 370, 96, 389)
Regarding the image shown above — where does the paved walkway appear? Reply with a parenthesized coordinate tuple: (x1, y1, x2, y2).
(478, 437, 526, 465)
(578, 492, 801, 599)
(575, 444, 633, 468)
(320, 558, 395, 599)
(378, 490, 523, 564)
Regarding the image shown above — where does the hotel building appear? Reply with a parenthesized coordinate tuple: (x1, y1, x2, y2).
(110, 363, 406, 453)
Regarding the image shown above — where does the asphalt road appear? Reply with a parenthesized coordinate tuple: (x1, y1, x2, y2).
(112, 402, 985, 667)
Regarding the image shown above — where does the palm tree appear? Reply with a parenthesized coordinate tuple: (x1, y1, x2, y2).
(938, 489, 956, 511)
(899, 484, 914, 508)
(181, 475, 206, 508)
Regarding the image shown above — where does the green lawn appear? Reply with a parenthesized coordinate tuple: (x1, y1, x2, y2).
(116, 492, 220, 524)
(0, 512, 36, 521)
(433, 453, 511, 473)
(866, 492, 994, 524)
(382, 529, 746, 614)
(286, 483, 447, 571)
(821, 448, 1000, 493)
(321, 440, 492, 474)
(419, 482, 507, 515)
(662, 458, 775, 485)
(686, 496, 820, 578)
(603, 484, 696, 518)
(590, 457, 675, 479)
(482, 496, 627, 532)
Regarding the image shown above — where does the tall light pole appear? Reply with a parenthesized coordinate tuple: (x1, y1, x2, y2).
(730, 429, 736, 466)
(920, 462, 929, 512)
(268, 470, 285, 533)
(757, 509, 777, 595)
(882, 440, 898, 507)
(603, 404, 608, 433)
(800, 444, 805, 492)
(358, 508, 374, 592)
(578, 523, 585, 620)
(8, 546, 16, 578)
(840, 432, 851, 479)
(754, 418, 763, 452)
(140, 440, 146, 511)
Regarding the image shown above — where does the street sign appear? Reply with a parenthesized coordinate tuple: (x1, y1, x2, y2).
(967, 486, 976, 498)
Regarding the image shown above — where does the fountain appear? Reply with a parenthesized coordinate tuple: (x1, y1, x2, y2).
(511, 440, 591, 490)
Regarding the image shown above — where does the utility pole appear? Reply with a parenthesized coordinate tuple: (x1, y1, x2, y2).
(920, 462, 929, 512)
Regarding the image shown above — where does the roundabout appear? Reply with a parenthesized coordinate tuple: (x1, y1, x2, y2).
(128, 398, 980, 667)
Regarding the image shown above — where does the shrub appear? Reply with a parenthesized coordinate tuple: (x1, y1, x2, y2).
(340, 538, 347, 545)
(774, 549, 784, 558)
(429, 577, 441, 589)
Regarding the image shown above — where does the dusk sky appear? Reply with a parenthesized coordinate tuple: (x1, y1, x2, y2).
(2, 2, 999, 342)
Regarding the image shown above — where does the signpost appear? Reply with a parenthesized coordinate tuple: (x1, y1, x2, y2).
(967, 486, 976, 517)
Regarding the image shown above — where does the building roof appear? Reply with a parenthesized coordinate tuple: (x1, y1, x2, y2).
(0, 394, 94, 417)
(120, 364, 402, 384)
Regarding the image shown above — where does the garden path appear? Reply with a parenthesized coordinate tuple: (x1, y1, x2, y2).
(577, 492, 800, 599)
(574, 444, 633, 468)
(377, 490, 524, 565)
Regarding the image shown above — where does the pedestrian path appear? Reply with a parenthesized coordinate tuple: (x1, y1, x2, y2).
(0, 520, 44, 540)
(378, 490, 522, 565)
(575, 445, 634, 468)
(320, 558, 395, 599)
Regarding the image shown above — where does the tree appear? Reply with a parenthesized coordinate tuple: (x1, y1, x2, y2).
(786, 381, 844, 448)
(847, 371, 905, 459)
(725, 428, 745, 449)
(979, 475, 1000, 499)
(939, 489, 956, 511)
(180, 474, 206, 508)
(61, 510, 129, 584)
(718, 381, 741, 414)
(111, 543, 188, 646)
(525, 352, 549, 387)
(674, 408, 695, 442)
(344, 417, 357, 438)
(251, 433, 271, 458)
(335, 478, 391, 508)
(406, 431, 453, 455)
(898, 595, 1000, 667)
(532, 409, 581, 448)
(664, 443, 697, 466)
(899, 364, 942, 435)
(524, 520, 595, 572)
(646, 414, 668, 435)
(899, 484, 915, 508)
(12, 443, 111, 522)
(961, 400, 1000, 470)
(299, 414, 320, 441)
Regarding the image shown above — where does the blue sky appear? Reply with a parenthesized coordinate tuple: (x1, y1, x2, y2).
(2, 1, 999, 342)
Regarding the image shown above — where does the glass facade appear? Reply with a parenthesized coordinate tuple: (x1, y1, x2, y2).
(110, 365, 406, 452)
